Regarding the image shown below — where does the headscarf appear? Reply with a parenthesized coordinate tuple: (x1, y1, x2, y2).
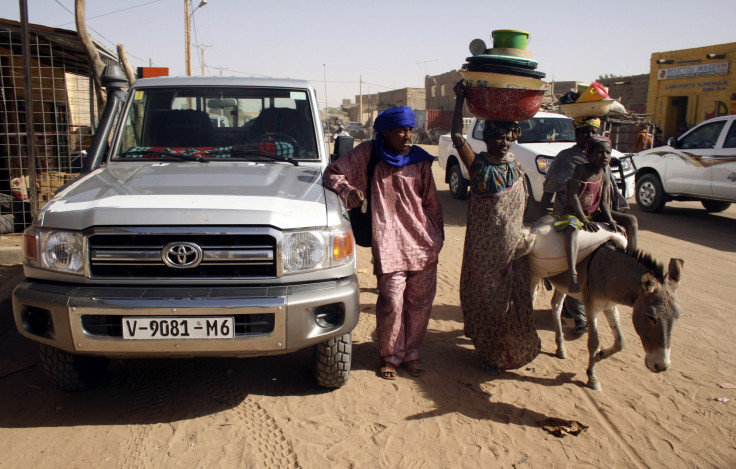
(573, 117, 601, 129)
(585, 135, 611, 154)
(372, 106, 434, 167)
(482, 120, 521, 142)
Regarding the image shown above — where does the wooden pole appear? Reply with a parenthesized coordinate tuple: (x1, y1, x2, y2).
(184, 0, 191, 76)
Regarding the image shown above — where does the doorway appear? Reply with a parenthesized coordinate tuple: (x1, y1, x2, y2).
(665, 96, 688, 140)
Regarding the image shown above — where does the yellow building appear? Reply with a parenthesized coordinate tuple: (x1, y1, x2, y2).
(647, 42, 736, 140)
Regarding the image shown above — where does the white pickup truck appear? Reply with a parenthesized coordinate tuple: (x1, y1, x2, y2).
(12, 66, 359, 391)
(633, 114, 736, 213)
(438, 112, 636, 220)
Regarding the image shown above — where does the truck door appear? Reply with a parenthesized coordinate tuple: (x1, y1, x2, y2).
(711, 119, 736, 200)
(666, 119, 726, 197)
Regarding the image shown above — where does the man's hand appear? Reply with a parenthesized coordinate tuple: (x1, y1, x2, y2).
(347, 189, 365, 210)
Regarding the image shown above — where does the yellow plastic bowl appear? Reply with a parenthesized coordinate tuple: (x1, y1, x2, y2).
(460, 70, 544, 90)
(559, 100, 614, 118)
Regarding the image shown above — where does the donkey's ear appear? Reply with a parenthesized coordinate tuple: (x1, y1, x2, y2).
(667, 258, 684, 289)
(640, 272, 657, 293)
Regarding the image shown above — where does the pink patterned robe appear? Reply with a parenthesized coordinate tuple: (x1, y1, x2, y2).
(323, 141, 444, 366)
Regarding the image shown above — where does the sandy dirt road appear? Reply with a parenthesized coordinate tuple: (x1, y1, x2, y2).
(0, 154, 735, 468)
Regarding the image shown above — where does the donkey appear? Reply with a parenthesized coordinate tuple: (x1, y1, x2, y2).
(532, 242, 684, 391)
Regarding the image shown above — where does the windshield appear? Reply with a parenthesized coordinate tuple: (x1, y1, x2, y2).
(516, 117, 575, 143)
(114, 86, 320, 161)
(473, 116, 575, 144)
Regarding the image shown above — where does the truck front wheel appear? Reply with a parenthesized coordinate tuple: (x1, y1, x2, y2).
(636, 174, 666, 212)
(314, 333, 352, 388)
(39, 344, 108, 392)
(449, 164, 469, 199)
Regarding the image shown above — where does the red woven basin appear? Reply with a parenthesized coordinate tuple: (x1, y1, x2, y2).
(465, 87, 545, 121)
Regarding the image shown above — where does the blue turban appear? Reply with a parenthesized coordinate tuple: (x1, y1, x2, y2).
(372, 106, 433, 167)
(373, 105, 415, 133)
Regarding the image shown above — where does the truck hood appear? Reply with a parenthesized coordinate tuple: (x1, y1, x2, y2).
(38, 162, 328, 230)
(513, 141, 627, 159)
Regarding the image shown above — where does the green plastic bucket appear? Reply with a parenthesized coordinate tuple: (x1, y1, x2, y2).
(492, 29, 531, 50)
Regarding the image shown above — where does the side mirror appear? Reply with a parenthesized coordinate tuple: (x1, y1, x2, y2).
(667, 136, 677, 148)
(330, 136, 354, 163)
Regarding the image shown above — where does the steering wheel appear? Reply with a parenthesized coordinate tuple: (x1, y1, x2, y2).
(258, 132, 301, 157)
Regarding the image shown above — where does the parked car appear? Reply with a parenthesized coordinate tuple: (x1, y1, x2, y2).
(438, 112, 636, 220)
(346, 122, 367, 140)
(12, 67, 359, 391)
(633, 114, 736, 212)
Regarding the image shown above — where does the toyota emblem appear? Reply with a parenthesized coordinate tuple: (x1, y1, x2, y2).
(162, 242, 203, 269)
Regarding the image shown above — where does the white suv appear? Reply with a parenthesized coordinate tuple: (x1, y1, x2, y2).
(438, 112, 636, 220)
(633, 115, 736, 212)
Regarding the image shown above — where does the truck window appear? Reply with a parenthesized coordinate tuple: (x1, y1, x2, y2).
(680, 120, 725, 149)
(114, 87, 320, 161)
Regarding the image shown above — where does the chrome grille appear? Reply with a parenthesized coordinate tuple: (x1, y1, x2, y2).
(88, 229, 277, 279)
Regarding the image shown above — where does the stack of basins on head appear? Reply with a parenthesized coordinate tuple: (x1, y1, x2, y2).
(460, 29, 546, 122)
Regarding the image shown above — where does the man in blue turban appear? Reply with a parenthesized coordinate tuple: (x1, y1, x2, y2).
(323, 106, 444, 380)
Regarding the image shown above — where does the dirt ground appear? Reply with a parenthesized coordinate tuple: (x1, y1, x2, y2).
(0, 155, 735, 468)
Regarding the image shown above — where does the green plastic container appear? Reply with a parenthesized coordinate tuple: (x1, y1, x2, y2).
(491, 29, 531, 50)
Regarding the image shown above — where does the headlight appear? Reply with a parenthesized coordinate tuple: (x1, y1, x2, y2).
(619, 157, 634, 173)
(535, 155, 554, 174)
(282, 226, 355, 274)
(39, 231, 84, 274)
(283, 231, 325, 272)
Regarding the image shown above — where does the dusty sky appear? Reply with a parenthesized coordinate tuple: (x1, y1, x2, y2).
(3, 0, 735, 107)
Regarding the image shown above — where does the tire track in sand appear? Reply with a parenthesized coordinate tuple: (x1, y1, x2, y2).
(210, 372, 300, 468)
(118, 360, 300, 468)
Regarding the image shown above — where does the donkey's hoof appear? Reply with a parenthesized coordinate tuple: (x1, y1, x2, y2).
(556, 348, 567, 359)
(587, 380, 602, 391)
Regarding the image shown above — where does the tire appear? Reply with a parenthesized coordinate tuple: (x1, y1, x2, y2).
(701, 200, 731, 212)
(39, 344, 108, 392)
(635, 174, 667, 213)
(448, 164, 469, 200)
(314, 333, 352, 388)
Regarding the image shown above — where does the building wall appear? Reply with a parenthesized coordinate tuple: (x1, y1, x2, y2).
(598, 74, 649, 115)
(350, 88, 425, 126)
(425, 70, 462, 112)
(647, 42, 736, 140)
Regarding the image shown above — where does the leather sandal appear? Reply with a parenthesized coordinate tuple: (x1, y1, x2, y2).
(379, 361, 398, 380)
(404, 359, 425, 377)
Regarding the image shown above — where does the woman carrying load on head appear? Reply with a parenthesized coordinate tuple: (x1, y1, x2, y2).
(323, 106, 444, 380)
(451, 80, 541, 375)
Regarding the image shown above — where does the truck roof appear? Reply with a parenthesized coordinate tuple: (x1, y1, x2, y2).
(131, 76, 316, 91)
(530, 111, 570, 120)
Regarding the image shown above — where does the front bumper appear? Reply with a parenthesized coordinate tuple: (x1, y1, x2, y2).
(12, 275, 359, 358)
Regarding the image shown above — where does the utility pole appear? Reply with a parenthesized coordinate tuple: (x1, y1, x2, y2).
(184, 0, 191, 76)
(359, 75, 363, 125)
(194, 44, 211, 76)
(184, 0, 208, 76)
(416, 59, 437, 79)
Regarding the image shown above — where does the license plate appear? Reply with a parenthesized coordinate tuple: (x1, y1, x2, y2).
(122, 317, 234, 340)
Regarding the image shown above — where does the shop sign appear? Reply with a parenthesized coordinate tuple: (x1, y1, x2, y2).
(658, 61, 729, 80)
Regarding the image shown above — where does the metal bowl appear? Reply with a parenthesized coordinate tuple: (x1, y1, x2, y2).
(464, 87, 545, 121)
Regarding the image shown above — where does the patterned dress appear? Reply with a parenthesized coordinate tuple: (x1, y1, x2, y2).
(460, 152, 541, 371)
(323, 141, 444, 367)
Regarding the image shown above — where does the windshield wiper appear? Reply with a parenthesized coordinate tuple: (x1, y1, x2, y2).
(118, 149, 210, 163)
(207, 148, 299, 165)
